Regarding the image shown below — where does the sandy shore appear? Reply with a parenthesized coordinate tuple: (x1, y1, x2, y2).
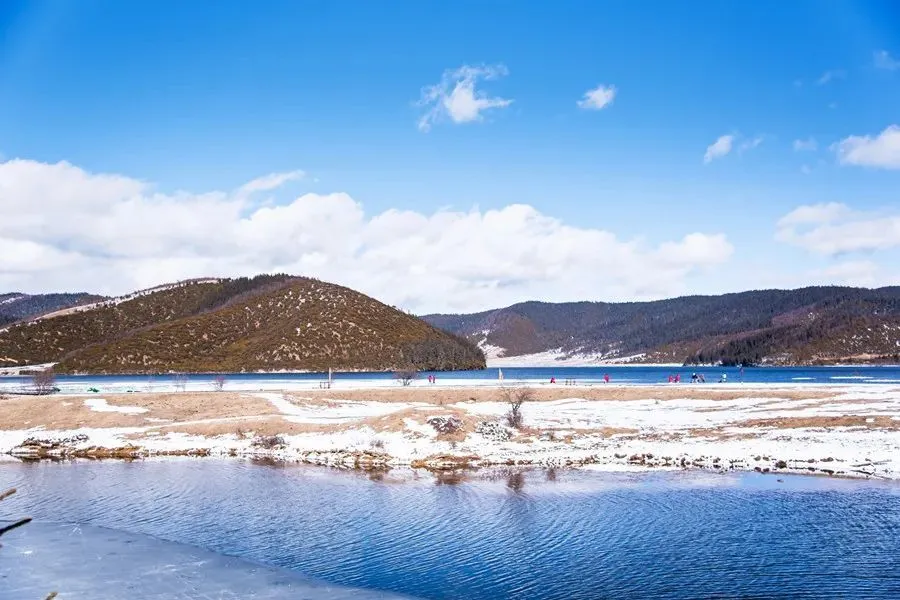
(1, 383, 898, 479)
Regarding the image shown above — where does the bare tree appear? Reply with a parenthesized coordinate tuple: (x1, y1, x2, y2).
(501, 386, 533, 429)
(394, 368, 416, 387)
(173, 373, 188, 392)
(31, 369, 57, 395)
(212, 374, 226, 392)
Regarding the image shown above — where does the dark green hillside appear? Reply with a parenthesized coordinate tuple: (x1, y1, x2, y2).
(424, 287, 900, 366)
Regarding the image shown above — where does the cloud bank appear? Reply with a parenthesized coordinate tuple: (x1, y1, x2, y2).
(0, 158, 734, 313)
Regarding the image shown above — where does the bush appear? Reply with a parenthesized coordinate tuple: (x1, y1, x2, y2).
(251, 435, 285, 449)
(501, 387, 533, 429)
(394, 368, 416, 386)
(31, 369, 57, 395)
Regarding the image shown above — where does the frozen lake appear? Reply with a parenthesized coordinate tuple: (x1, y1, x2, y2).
(3, 365, 900, 395)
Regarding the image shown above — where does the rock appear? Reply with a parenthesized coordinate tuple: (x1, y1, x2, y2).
(250, 435, 285, 450)
(427, 416, 463, 434)
(475, 421, 511, 442)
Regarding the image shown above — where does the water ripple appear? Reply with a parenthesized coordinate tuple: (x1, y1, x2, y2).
(2, 462, 899, 599)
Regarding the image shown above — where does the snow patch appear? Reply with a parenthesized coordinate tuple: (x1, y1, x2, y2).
(84, 398, 149, 414)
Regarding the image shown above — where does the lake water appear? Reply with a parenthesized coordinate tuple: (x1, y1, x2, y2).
(3, 365, 900, 395)
(2, 461, 899, 599)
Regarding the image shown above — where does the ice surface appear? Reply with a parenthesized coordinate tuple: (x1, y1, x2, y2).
(1, 522, 414, 599)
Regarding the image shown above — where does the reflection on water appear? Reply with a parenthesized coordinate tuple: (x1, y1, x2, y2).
(2, 460, 900, 599)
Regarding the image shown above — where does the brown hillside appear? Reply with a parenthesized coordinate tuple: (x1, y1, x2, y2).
(45, 277, 483, 373)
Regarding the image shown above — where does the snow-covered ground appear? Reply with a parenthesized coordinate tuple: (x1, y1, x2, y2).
(485, 349, 677, 367)
(1, 383, 898, 480)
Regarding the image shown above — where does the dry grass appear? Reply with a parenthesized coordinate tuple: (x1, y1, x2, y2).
(294, 385, 839, 405)
(125, 416, 339, 439)
(0, 392, 277, 431)
(738, 415, 900, 430)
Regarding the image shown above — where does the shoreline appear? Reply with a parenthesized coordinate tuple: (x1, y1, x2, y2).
(1, 383, 898, 480)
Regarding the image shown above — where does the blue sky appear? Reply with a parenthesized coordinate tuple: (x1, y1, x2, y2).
(1, 1, 899, 311)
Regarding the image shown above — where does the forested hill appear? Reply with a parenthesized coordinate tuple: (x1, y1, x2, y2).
(423, 286, 900, 366)
(0, 276, 484, 373)
(0, 293, 105, 327)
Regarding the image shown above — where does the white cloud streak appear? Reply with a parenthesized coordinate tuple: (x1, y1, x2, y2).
(0, 158, 734, 313)
(777, 202, 900, 256)
(416, 64, 512, 132)
(739, 136, 764, 152)
(874, 50, 900, 71)
(703, 134, 735, 164)
(577, 84, 617, 110)
(238, 170, 305, 194)
(816, 69, 845, 85)
(793, 138, 817, 152)
(833, 125, 900, 169)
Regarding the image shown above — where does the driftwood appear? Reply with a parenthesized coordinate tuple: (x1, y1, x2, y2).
(1, 487, 58, 599)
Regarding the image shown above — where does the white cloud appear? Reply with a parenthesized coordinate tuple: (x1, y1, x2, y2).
(0, 157, 734, 313)
(577, 84, 617, 110)
(776, 202, 900, 255)
(816, 69, 845, 85)
(703, 134, 735, 164)
(814, 260, 883, 288)
(238, 170, 304, 194)
(833, 125, 900, 169)
(416, 64, 512, 132)
(793, 138, 817, 152)
(739, 136, 764, 152)
(874, 50, 900, 71)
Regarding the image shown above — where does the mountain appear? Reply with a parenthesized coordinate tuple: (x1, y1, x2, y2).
(0, 276, 484, 373)
(0, 293, 106, 327)
(423, 287, 900, 366)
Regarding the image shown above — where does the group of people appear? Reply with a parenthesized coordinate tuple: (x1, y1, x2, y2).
(427, 374, 437, 384)
(549, 373, 610, 385)
(667, 372, 728, 383)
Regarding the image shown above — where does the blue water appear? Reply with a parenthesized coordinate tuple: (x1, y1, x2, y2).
(3, 365, 900, 392)
(2, 461, 899, 599)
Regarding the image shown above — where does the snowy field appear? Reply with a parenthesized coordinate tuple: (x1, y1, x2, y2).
(1, 380, 898, 479)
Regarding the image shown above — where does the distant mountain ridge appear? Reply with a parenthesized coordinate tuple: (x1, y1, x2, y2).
(0, 276, 484, 373)
(0, 292, 106, 327)
(423, 287, 900, 366)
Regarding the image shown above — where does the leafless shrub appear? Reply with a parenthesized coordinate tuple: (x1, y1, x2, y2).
(501, 386, 534, 429)
(251, 435, 285, 449)
(31, 369, 57, 395)
(369, 438, 385, 450)
(173, 373, 188, 392)
(394, 368, 416, 387)
(212, 374, 226, 392)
